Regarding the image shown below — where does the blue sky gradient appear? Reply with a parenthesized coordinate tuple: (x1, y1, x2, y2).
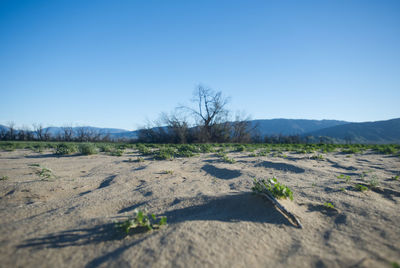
(1, 0, 399, 130)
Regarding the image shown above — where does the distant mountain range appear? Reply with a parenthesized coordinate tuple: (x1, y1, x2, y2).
(1, 118, 399, 144)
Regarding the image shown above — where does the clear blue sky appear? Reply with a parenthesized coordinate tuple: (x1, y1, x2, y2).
(1, 0, 399, 130)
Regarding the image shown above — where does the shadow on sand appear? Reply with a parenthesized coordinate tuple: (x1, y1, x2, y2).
(18, 223, 123, 249)
(255, 161, 305, 173)
(19, 192, 292, 267)
(201, 164, 242, 180)
(163, 192, 293, 225)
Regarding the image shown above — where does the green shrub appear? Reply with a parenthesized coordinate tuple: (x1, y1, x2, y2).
(136, 144, 152, 156)
(98, 144, 114, 152)
(55, 143, 77, 155)
(110, 148, 124, 156)
(154, 148, 175, 160)
(78, 143, 97, 155)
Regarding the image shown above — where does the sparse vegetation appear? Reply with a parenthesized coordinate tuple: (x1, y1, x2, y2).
(163, 170, 174, 175)
(115, 209, 167, 235)
(0, 175, 9, 181)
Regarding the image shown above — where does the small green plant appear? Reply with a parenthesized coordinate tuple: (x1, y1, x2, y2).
(323, 202, 335, 209)
(216, 151, 227, 157)
(391, 175, 399, 181)
(252, 178, 293, 201)
(248, 153, 257, 157)
(360, 171, 368, 180)
(337, 174, 351, 183)
(28, 163, 41, 167)
(0, 175, 9, 181)
(37, 167, 55, 180)
(391, 261, 400, 268)
(236, 145, 246, 152)
(311, 182, 317, 187)
(310, 154, 324, 160)
(257, 150, 269, 156)
(115, 209, 167, 235)
(222, 155, 236, 164)
(163, 170, 174, 175)
(368, 176, 379, 188)
(339, 187, 346, 192)
(355, 184, 368, 192)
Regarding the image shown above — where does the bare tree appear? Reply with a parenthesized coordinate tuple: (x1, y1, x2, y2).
(231, 113, 253, 143)
(162, 112, 191, 144)
(61, 125, 74, 141)
(0, 126, 7, 140)
(183, 85, 230, 142)
(6, 122, 16, 140)
(76, 127, 89, 142)
(33, 123, 44, 140)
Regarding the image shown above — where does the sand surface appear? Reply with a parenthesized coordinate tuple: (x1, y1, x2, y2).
(0, 148, 399, 267)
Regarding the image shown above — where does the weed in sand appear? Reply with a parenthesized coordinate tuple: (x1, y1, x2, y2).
(323, 202, 335, 209)
(310, 154, 324, 160)
(355, 184, 369, 192)
(163, 170, 174, 175)
(337, 174, 351, 183)
(391, 175, 399, 181)
(222, 155, 236, 164)
(37, 167, 55, 180)
(115, 209, 167, 235)
(368, 175, 380, 188)
(252, 178, 294, 201)
(0, 176, 9, 181)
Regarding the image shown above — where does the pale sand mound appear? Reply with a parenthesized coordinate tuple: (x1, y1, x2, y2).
(0, 149, 399, 267)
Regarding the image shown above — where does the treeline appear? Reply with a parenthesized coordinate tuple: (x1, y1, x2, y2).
(0, 123, 116, 142)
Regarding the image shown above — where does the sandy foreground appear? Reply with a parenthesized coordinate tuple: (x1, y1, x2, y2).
(0, 149, 399, 268)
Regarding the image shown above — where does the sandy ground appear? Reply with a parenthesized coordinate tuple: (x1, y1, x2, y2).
(0, 148, 399, 268)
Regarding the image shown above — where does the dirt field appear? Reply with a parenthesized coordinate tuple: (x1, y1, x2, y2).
(0, 149, 399, 267)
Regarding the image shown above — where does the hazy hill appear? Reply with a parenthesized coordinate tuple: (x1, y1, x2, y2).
(251, 119, 349, 136)
(306, 118, 400, 144)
